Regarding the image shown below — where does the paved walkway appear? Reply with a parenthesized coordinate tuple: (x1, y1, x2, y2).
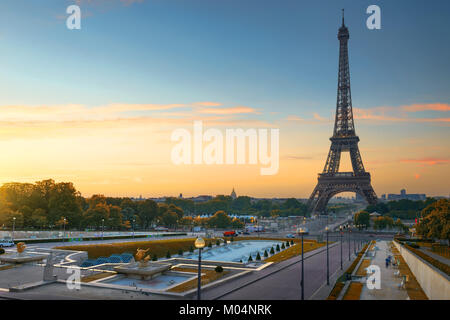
(359, 240, 409, 300)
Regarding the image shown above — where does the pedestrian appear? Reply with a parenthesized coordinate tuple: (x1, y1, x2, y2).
(385, 257, 389, 268)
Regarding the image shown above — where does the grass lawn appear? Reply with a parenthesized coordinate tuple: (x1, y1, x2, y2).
(355, 259, 371, 276)
(81, 272, 114, 283)
(342, 282, 363, 300)
(167, 267, 229, 293)
(265, 241, 325, 263)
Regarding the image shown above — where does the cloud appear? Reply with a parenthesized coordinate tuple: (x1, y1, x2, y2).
(192, 102, 222, 107)
(414, 173, 421, 180)
(354, 103, 450, 124)
(400, 158, 450, 166)
(285, 115, 304, 121)
(313, 113, 328, 121)
(400, 103, 450, 112)
(197, 106, 260, 115)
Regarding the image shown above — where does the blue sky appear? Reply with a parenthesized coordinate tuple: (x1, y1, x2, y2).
(1, 0, 449, 116)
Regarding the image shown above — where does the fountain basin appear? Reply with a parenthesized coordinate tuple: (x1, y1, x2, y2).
(113, 261, 172, 280)
(98, 271, 195, 291)
(0, 253, 47, 264)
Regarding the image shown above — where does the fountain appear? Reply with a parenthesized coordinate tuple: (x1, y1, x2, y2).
(113, 248, 171, 280)
(0, 242, 47, 264)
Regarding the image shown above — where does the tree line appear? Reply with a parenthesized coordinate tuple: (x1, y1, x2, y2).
(0, 180, 250, 231)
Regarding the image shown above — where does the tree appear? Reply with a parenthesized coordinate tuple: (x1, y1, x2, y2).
(416, 199, 449, 241)
(354, 211, 370, 228)
(231, 217, 245, 229)
(208, 211, 232, 228)
(161, 211, 178, 228)
(137, 199, 159, 229)
(108, 205, 123, 230)
(83, 202, 109, 229)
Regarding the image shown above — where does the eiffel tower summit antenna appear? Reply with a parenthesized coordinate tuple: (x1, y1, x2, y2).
(307, 12, 378, 214)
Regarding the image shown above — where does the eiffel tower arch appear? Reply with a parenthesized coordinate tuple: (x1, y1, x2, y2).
(307, 11, 377, 214)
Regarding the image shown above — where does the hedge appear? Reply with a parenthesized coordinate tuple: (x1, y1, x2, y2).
(56, 238, 199, 259)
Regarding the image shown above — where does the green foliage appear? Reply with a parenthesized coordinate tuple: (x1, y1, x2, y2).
(256, 252, 261, 260)
(290, 240, 294, 245)
(189, 245, 194, 253)
(166, 250, 171, 258)
(0, 248, 5, 255)
(152, 254, 157, 261)
(416, 199, 449, 240)
(215, 265, 224, 273)
(281, 243, 285, 249)
(248, 254, 253, 262)
(178, 249, 183, 256)
(270, 247, 275, 254)
(276, 244, 280, 252)
(208, 211, 232, 228)
(264, 250, 268, 257)
(208, 242, 212, 248)
(286, 241, 290, 247)
(216, 240, 220, 246)
(354, 211, 370, 228)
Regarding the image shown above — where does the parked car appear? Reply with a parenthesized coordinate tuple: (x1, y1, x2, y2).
(0, 239, 15, 247)
(223, 231, 236, 237)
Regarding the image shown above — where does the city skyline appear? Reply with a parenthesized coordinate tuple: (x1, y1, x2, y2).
(0, 0, 449, 198)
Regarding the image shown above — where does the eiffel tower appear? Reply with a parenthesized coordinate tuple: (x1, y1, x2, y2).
(307, 11, 378, 214)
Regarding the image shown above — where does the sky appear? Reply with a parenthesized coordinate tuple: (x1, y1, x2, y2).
(0, 0, 448, 198)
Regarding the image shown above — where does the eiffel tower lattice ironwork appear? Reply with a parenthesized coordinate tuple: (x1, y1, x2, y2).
(307, 11, 378, 214)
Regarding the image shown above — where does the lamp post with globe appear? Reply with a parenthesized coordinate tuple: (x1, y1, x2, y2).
(195, 237, 206, 300)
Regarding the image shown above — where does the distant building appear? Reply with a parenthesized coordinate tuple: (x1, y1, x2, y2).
(387, 189, 426, 201)
(190, 195, 213, 202)
(179, 193, 183, 198)
(230, 188, 237, 200)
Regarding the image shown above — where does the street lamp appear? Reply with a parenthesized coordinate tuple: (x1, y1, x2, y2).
(325, 226, 329, 285)
(194, 237, 206, 300)
(12, 217, 16, 242)
(101, 218, 105, 240)
(63, 218, 66, 243)
(339, 225, 343, 270)
(347, 224, 351, 261)
(132, 218, 136, 239)
(298, 227, 307, 300)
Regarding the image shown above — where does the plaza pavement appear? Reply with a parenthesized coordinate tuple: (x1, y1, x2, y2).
(359, 240, 409, 300)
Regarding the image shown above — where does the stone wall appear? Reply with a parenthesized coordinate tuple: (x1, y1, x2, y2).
(393, 241, 450, 300)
